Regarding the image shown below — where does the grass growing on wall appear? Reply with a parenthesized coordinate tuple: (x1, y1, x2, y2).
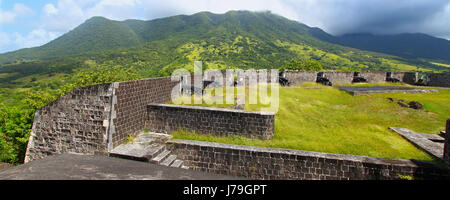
(169, 85, 450, 161)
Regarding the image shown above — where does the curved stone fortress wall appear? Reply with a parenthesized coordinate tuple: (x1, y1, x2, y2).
(166, 139, 450, 180)
(285, 71, 420, 85)
(25, 83, 114, 162)
(25, 77, 179, 162)
(25, 71, 450, 171)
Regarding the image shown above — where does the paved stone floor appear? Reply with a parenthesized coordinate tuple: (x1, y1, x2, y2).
(0, 163, 13, 170)
(390, 127, 444, 160)
(335, 86, 438, 95)
(0, 154, 244, 180)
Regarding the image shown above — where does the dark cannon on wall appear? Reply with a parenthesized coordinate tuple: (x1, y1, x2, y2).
(316, 72, 332, 86)
(203, 80, 214, 89)
(352, 72, 367, 83)
(415, 74, 429, 86)
(279, 72, 290, 86)
(386, 72, 400, 83)
(181, 80, 215, 95)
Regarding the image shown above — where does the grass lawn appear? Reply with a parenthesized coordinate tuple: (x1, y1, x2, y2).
(169, 83, 449, 161)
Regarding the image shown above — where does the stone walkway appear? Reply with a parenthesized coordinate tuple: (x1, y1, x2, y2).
(110, 132, 188, 169)
(336, 86, 438, 96)
(389, 127, 444, 160)
(0, 154, 243, 180)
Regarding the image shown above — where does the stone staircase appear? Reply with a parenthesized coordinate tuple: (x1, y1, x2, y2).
(109, 132, 188, 169)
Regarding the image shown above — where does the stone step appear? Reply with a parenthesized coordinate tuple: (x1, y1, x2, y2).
(151, 150, 171, 164)
(181, 166, 189, 170)
(144, 145, 165, 160)
(134, 132, 172, 144)
(109, 132, 188, 169)
(170, 159, 183, 168)
(110, 143, 165, 162)
(161, 155, 177, 166)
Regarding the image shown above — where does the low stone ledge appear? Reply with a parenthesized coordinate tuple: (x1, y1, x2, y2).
(166, 139, 450, 180)
(148, 103, 274, 115)
(145, 104, 275, 140)
(390, 127, 444, 160)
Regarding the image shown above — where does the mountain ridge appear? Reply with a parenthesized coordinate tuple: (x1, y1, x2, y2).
(0, 10, 449, 73)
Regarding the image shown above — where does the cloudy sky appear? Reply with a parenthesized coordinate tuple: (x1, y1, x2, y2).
(1, 0, 450, 53)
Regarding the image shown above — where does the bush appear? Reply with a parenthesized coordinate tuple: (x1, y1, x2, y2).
(0, 104, 34, 164)
(280, 58, 323, 71)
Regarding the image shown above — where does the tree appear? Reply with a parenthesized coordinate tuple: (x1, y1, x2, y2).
(0, 104, 34, 164)
(280, 59, 323, 71)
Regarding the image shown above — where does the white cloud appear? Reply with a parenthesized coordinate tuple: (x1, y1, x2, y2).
(0, 29, 60, 53)
(0, 3, 32, 24)
(43, 4, 58, 16)
(96, 0, 142, 7)
(11, 29, 59, 49)
(40, 0, 86, 32)
(0, 32, 11, 47)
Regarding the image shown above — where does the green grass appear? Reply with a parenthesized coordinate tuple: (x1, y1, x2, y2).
(169, 85, 450, 161)
(333, 82, 413, 87)
(431, 62, 450, 68)
(124, 133, 135, 144)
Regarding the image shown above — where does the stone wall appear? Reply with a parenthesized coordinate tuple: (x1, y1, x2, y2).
(110, 77, 180, 148)
(25, 83, 114, 162)
(25, 77, 181, 162)
(324, 72, 354, 84)
(360, 72, 387, 82)
(282, 71, 422, 85)
(203, 70, 278, 88)
(24, 71, 449, 163)
(202, 70, 449, 88)
(427, 73, 450, 87)
(167, 139, 450, 180)
(146, 104, 275, 140)
(445, 119, 450, 167)
(391, 72, 418, 85)
(283, 71, 317, 85)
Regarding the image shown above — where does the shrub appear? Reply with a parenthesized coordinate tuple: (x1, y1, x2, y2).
(280, 58, 323, 71)
(0, 104, 33, 164)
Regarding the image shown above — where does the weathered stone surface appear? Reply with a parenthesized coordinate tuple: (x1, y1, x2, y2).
(398, 101, 409, 108)
(166, 139, 450, 180)
(427, 73, 450, 87)
(25, 77, 181, 163)
(145, 104, 275, 140)
(0, 162, 13, 170)
(0, 154, 243, 180)
(445, 119, 450, 167)
(408, 101, 423, 109)
(336, 86, 438, 96)
(282, 71, 450, 87)
(284, 71, 317, 85)
(25, 83, 114, 163)
(389, 127, 444, 160)
(112, 77, 179, 148)
(360, 72, 386, 82)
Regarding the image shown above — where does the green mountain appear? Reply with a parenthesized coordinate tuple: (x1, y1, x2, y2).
(0, 16, 142, 62)
(1, 10, 449, 76)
